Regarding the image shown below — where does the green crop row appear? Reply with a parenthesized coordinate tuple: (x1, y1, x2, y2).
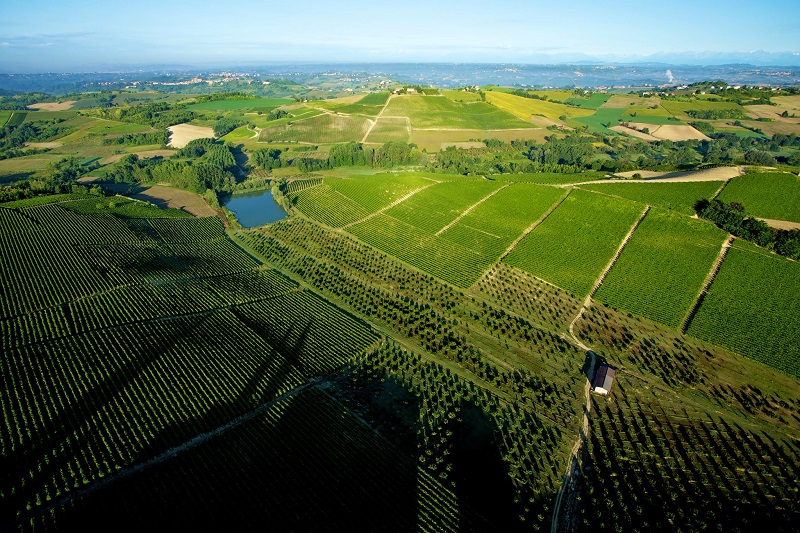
(505, 189, 644, 297)
(595, 208, 728, 329)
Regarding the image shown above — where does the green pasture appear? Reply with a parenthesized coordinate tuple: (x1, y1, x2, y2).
(565, 93, 613, 110)
(258, 113, 370, 144)
(384, 94, 534, 129)
(188, 98, 293, 112)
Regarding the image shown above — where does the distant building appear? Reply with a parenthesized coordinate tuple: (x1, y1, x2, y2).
(592, 363, 616, 396)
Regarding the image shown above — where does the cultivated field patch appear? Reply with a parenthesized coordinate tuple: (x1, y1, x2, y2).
(167, 123, 215, 148)
(594, 208, 727, 329)
(505, 189, 643, 297)
(688, 240, 800, 377)
(717, 171, 800, 223)
(27, 101, 76, 111)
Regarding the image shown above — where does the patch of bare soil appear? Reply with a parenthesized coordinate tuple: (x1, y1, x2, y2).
(610, 125, 659, 141)
(103, 184, 216, 217)
(24, 141, 63, 149)
(167, 123, 215, 148)
(758, 218, 800, 231)
(27, 101, 76, 111)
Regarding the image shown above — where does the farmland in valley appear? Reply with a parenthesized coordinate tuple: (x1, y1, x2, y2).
(2, 77, 800, 532)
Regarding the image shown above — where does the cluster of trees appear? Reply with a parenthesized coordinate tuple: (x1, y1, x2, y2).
(102, 130, 169, 147)
(93, 101, 197, 129)
(104, 139, 241, 194)
(696, 199, 800, 259)
(0, 119, 69, 159)
(686, 109, 746, 120)
(212, 117, 247, 137)
(251, 141, 422, 172)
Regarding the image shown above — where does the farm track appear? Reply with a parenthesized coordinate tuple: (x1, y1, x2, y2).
(434, 183, 510, 236)
(551, 205, 649, 533)
(360, 95, 396, 143)
(496, 189, 573, 265)
(340, 183, 437, 229)
(680, 234, 734, 334)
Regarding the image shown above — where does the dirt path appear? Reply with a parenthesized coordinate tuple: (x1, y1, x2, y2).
(758, 218, 800, 230)
(341, 182, 437, 229)
(681, 234, 734, 333)
(435, 183, 510, 236)
(496, 189, 572, 264)
(360, 95, 395, 143)
(550, 206, 649, 532)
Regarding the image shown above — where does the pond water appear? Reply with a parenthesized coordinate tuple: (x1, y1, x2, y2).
(222, 189, 287, 228)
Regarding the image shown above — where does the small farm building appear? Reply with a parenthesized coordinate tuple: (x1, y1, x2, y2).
(592, 363, 616, 396)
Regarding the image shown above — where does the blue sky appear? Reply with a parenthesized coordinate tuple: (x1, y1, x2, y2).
(1, 0, 798, 72)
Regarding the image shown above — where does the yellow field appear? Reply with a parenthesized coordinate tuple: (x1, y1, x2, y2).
(485, 91, 594, 121)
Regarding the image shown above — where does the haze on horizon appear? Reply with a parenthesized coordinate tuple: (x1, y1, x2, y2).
(1, 0, 799, 73)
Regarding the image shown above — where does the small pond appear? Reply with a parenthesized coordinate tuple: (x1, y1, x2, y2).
(222, 189, 287, 228)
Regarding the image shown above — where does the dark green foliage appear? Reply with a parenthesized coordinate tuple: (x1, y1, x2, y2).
(212, 117, 246, 137)
(696, 199, 800, 259)
(102, 129, 169, 146)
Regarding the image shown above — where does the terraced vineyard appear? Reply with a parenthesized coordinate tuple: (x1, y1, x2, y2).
(687, 240, 800, 377)
(595, 208, 728, 329)
(504, 189, 644, 297)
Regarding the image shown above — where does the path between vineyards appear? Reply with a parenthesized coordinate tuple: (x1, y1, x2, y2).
(550, 205, 649, 533)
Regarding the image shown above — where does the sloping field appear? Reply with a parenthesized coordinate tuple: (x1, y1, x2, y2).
(504, 189, 643, 297)
(292, 184, 370, 227)
(411, 128, 550, 152)
(717, 172, 800, 223)
(688, 240, 800, 378)
(258, 113, 371, 144)
(168, 123, 215, 148)
(440, 183, 565, 260)
(579, 181, 724, 215)
(385, 94, 535, 129)
(633, 123, 710, 141)
(347, 213, 489, 287)
(385, 178, 503, 234)
(485, 91, 594, 121)
(27, 101, 76, 111)
(365, 117, 410, 143)
(128, 185, 217, 217)
(327, 173, 433, 213)
(594, 209, 728, 329)
(565, 93, 612, 109)
(187, 97, 292, 111)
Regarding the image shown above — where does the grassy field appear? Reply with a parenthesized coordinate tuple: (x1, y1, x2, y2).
(411, 128, 550, 151)
(0, 110, 12, 126)
(441, 89, 482, 102)
(484, 91, 594, 121)
(595, 209, 728, 328)
(579, 181, 724, 215)
(258, 113, 370, 143)
(716, 171, 800, 222)
(565, 93, 613, 109)
(505, 189, 644, 297)
(384, 94, 534, 129)
(574, 108, 626, 133)
(187, 97, 293, 111)
(688, 240, 800, 377)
